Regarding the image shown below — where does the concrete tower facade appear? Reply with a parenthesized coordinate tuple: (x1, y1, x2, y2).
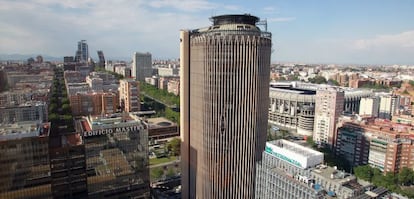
(180, 14, 272, 198)
(119, 79, 140, 112)
(132, 52, 152, 82)
(313, 87, 344, 147)
(359, 96, 380, 117)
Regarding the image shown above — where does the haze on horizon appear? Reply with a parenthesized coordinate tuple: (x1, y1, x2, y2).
(1, 0, 413, 65)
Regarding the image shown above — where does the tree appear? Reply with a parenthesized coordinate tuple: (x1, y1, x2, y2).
(309, 76, 327, 84)
(409, 80, 414, 87)
(165, 107, 180, 123)
(166, 167, 176, 178)
(354, 165, 374, 181)
(328, 79, 340, 86)
(62, 97, 70, 105)
(151, 167, 164, 180)
(62, 104, 71, 114)
(48, 113, 59, 122)
(398, 167, 414, 186)
(167, 138, 181, 156)
(49, 103, 58, 113)
(306, 137, 317, 149)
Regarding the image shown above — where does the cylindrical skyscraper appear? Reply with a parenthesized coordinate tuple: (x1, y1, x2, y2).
(180, 14, 272, 198)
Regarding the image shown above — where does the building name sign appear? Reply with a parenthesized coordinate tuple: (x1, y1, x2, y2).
(83, 125, 141, 137)
(265, 145, 302, 168)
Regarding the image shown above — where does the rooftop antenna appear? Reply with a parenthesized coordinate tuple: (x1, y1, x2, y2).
(256, 19, 268, 32)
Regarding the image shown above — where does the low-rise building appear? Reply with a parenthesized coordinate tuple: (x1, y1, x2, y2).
(167, 79, 180, 96)
(145, 117, 179, 140)
(157, 67, 179, 77)
(256, 139, 369, 199)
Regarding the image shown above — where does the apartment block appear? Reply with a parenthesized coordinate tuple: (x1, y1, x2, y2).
(119, 79, 140, 112)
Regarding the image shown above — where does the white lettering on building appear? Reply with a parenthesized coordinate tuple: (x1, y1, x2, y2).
(83, 125, 141, 137)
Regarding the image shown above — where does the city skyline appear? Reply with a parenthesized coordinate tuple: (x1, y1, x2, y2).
(1, 0, 414, 65)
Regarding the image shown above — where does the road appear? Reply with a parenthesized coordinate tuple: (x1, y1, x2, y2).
(141, 92, 177, 109)
(149, 160, 180, 169)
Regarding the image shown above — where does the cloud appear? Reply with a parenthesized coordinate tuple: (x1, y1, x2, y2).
(353, 30, 414, 49)
(263, 6, 277, 14)
(267, 17, 296, 22)
(0, 0, 221, 58)
(147, 0, 219, 12)
(145, 0, 241, 13)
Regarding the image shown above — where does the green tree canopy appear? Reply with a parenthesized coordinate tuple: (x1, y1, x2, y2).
(151, 167, 164, 180)
(166, 167, 176, 178)
(61, 104, 72, 114)
(399, 167, 414, 186)
(61, 97, 70, 105)
(309, 76, 327, 84)
(167, 138, 181, 156)
(328, 79, 340, 86)
(354, 165, 374, 181)
(353, 165, 414, 197)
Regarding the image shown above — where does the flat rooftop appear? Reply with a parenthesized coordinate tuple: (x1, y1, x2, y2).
(271, 139, 323, 158)
(146, 117, 176, 128)
(77, 113, 143, 132)
(0, 122, 50, 141)
(270, 85, 316, 95)
(311, 165, 356, 185)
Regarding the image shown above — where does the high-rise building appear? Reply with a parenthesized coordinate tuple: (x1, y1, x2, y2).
(379, 95, 400, 120)
(36, 55, 43, 63)
(132, 52, 152, 82)
(335, 120, 370, 167)
(359, 96, 380, 117)
(180, 14, 272, 198)
(335, 117, 414, 173)
(119, 79, 140, 112)
(97, 50, 105, 68)
(313, 87, 344, 147)
(75, 40, 89, 63)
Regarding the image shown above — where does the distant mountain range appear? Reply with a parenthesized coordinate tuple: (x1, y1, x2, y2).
(0, 54, 62, 61)
(0, 54, 131, 62)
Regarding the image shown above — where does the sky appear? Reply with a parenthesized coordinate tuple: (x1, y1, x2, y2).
(1, 0, 414, 65)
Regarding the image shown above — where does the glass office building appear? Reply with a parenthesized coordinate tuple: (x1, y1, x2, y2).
(0, 122, 52, 199)
(77, 112, 149, 198)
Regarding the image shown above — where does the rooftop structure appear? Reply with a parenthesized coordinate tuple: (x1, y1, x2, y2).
(80, 112, 143, 132)
(75, 112, 150, 198)
(0, 121, 50, 141)
(145, 117, 179, 140)
(0, 101, 48, 124)
(256, 139, 369, 199)
(265, 140, 323, 169)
